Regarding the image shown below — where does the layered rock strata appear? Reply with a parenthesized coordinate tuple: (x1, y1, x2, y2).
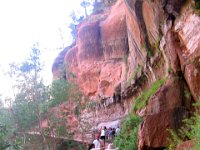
(52, 0, 200, 149)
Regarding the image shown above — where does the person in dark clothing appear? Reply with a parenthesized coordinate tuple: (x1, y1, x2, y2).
(111, 128, 116, 140)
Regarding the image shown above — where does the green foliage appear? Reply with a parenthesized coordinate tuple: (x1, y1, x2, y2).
(80, 0, 91, 16)
(12, 100, 38, 130)
(0, 124, 22, 150)
(56, 140, 86, 150)
(0, 108, 15, 128)
(0, 102, 21, 149)
(132, 79, 165, 111)
(92, 0, 104, 14)
(49, 79, 69, 107)
(13, 101, 37, 131)
(69, 11, 84, 41)
(168, 100, 200, 150)
(167, 129, 183, 150)
(114, 115, 142, 150)
(0, 124, 10, 150)
(193, 0, 200, 15)
(47, 109, 74, 139)
(147, 48, 154, 57)
(190, 115, 200, 149)
(2, 43, 85, 148)
(56, 125, 70, 137)
(167, 116, 196, 150)
(9, 46, 49, 131)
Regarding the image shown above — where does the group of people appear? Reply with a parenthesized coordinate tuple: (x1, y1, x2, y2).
(88, 126, 120, 150)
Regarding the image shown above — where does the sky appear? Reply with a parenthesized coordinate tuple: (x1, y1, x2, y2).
(0, 0, 93, 99)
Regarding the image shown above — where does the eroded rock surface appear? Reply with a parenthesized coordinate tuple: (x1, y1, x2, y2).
(52, 0, 200, 149)
(138, 76, 189, 149)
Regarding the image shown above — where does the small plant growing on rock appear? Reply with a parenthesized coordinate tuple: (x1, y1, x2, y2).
(168, 101, 200, 150)
(132, 78, 166, 112)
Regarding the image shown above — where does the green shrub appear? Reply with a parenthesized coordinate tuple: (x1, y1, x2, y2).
(114, 115, 142, 150)
(190, 115, 200, 149)
(167, 129, 183, 150)
(0, 124, 22, 150)
(0, 125, 10, 150)
(132, 79, 165, 112)
(193, 1, 200, 15)
(168, 101, 200, 150)
(194, 1, 200, 10)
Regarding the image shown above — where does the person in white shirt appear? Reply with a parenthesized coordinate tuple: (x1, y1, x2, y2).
(100, 126, 106, 147)
(115, 126, 120, 135)
(93, 135, 101, 149)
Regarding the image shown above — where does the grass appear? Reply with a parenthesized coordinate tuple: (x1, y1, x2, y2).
(132, 78, 166, 112)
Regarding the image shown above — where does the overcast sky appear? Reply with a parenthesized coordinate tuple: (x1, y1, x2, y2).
(0, 0, 93, 98)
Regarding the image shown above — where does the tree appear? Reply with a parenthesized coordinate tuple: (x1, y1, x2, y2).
(9, 44, 50, 149)
(59, 28, 65, 49)
(68, 11, 84, 41)
(0, 124, 10, 150)
(4, 43, 90, 148)
(92, 0, 104, 14)
(0, 103, 21, 149)
(7, 45, 83, 148)
(80, 0, 91, 17)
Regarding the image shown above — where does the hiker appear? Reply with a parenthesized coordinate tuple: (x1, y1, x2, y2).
(107, 127, 112, 143)
(100, 126, 106, 147)
(115, 126, 120, 135)
(111, 128, 115, 140)
(92, 135, 101, 149)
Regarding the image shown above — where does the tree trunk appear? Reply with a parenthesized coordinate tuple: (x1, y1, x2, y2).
(84, 7, 88, 17)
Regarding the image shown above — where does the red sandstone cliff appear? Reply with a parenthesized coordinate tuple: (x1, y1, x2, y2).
(52, 0, 200, 149)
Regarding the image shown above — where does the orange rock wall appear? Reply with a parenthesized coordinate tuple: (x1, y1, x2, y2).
(52, 0, 200, 149)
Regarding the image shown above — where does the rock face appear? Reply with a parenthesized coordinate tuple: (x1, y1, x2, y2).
(52, 0, 200, 149)
(138, 76, 189, 149)
(175, 13, 200, 102)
